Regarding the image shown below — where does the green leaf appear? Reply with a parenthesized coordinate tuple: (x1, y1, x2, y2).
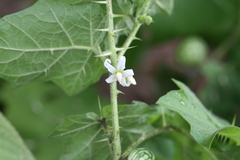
(49, 112, 100, 139)
(153, 0, 174, 15)
(217, 126, 240, 144)
(1, 81, 107, 160)
(53, 0, 88, 4)
(144, 130, 240, 160)
(0, 112, 35, 160)
(212, 146, 240, 160)
(156, 79, 231, 147)
(49, 113, 111, 160)
(103, 101, 155, 135)
(50, 101, 155, 160)
(113, 0, 135, 38)
(114, 0, 133, 14)
(0, 0, 107, 95)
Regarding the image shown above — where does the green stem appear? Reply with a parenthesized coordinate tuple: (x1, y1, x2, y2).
(110, 82, 121, 159)
(106, 0, 117, 65)
(105, 1, 153, 159)
(106, 0, 121, 159)
(118, 0, 153, 58)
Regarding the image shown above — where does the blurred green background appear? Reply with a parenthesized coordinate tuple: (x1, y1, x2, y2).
(0, 0, 240, 159)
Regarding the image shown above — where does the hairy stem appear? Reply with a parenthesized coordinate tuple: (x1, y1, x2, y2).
(110, 82, 121, 159)
(106, 0, 153, 159)
(106, 0, 121, 159)
(118, 0, 153, 58)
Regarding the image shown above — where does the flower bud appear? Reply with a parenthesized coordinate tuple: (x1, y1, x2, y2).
(138, 16, 153, 25)
(127, 76, 136, 85)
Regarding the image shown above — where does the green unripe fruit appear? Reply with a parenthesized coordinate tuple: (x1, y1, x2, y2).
(128, 148, 155, 160)
(176, 36, 208, 66)
(144, 16, 153, 25)
(138, 16, 153, 25)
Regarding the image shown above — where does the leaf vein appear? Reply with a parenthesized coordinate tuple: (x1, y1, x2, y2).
(3, 50, 68, 77)
(46, 1, 75, 46)
(4, 18, 41, 48)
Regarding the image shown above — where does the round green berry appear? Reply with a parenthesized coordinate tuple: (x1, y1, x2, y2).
(176, 36, 208, 66)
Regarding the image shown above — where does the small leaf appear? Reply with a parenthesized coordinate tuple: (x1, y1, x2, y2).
(156, 79, 231, 147)
(0, 112, 36, 160)
(0, 0, 107, 95)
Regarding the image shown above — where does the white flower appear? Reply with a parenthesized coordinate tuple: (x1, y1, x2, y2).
(104, 56, 136, 87)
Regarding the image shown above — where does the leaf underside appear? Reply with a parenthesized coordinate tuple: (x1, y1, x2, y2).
(0, 0, 107, 95)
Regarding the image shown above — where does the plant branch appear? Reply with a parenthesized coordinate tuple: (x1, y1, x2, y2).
(118, 0, 153, 58)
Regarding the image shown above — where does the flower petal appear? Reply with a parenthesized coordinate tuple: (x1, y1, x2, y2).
(105, 75, 117, 83)
(117, 56, 126, 70)
(123, 69, 134, 77)
(120, 78, 131, 87)
(104, 59, 116, 73)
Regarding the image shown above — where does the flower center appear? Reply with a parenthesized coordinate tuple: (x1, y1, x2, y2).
(115, 72, 123, 83)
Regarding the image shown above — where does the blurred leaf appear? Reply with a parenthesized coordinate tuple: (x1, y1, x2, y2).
(53, 0, 88, 4)
(212, 146, 240, 160)
(0, 112, 35, 160)
(144, 131, 218, 160)
(1, 81, 106, 160)
(49, 101, 155, 160)
(148, 107, 190, 131)
(149, 0, 238, 43)
(200, 60, 226, 82)
(114, 0, 133, 14)
(144, 130, 240, 160)
(199, 58, 240, 125)
(153, 0, 174, 15)
(156, 79, 231, 147)
(113, 0, 135, 39)
(0, 0, 107, 95)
